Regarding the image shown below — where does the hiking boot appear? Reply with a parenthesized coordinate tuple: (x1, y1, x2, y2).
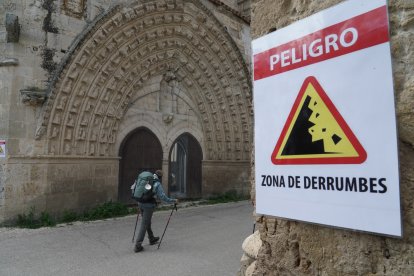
(149, 237, 159, 245)
(134, 242, 144, 253)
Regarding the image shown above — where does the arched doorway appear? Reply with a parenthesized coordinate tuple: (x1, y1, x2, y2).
(119, 128, 162, 203)
(169, 134, 202, 199)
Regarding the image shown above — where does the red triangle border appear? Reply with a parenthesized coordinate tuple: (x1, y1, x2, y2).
(271, 76, 367, 165)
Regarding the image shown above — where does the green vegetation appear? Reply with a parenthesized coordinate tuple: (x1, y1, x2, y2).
(11, 192, 249, 229)
(203, 190, 250, 204)
(61, 210, 78, 223)
(14, 201, 136, 229)
(80, 201, 132, 221)
(16, 207, 56, 229)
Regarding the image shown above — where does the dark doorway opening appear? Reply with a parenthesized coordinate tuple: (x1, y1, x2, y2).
(119, 128, 162, 204)
(169, 134, 202, 199)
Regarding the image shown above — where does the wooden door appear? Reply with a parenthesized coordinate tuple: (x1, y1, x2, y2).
(186, 135, 202, 198)
(119, 128, 162, 203)
(168, 134, 202, 199)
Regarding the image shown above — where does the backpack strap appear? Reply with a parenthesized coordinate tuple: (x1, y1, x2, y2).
(152, 181, 161, 193)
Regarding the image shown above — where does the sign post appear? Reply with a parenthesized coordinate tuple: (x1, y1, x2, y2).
(252, 0, 401, 237)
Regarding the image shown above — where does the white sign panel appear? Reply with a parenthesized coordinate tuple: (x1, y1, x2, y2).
(252, 0, 401, 236)
(0, 140, 5, 158)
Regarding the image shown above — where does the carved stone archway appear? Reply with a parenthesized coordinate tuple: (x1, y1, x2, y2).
(37, 0, 252, 164)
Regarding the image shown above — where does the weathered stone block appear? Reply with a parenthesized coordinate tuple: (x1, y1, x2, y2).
(95, 164, 112, 176)
(47, 165, 68, 181)
(202, 161, 251, 197)
(242, 230, 262, 259)
(72, 178, 93, 192)
(4, 139, 19, 155)
(245, 261, 256, 276)
(4, 184, 15, 200)
(240, 253, 255, 273)
(111, 164, 119, 177)
(50, 179, 74, 194)
(8, 121, 26, 139)
(22, 181, 42, 197)
(78, 190, 108, 209)
(92, 176, 109, 190)
(30, 165, 47, 185)
(46, 193, 78, 213)
(74, 163, 93, 179)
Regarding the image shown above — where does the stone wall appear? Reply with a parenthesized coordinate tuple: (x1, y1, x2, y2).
(0, 67, 11, 218)
(3, 157, 118, 220)
(203, 160, 251, 197)
(249, 0, 414, 275)
(0, 0, 252, 222)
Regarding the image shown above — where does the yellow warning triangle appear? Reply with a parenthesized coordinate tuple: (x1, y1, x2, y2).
(272, 76, 367, 165)
(0, 146, 3, 154)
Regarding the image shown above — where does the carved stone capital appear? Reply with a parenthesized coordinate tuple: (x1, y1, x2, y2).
(0, 58, 19, 66)
(20, 89, 47, 106)
(163, 113, 174, 124)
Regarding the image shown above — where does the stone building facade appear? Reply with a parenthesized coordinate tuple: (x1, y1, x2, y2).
(245, 0, 414, 275)
(0, 0, 252, 222)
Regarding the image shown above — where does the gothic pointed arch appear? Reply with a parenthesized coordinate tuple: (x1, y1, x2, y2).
(169, 132, 203, 199)
(38, 0, 252, 161)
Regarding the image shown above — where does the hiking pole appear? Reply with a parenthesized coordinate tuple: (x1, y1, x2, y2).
(157, 203, 178, 250)
(132, 207, 140, 243)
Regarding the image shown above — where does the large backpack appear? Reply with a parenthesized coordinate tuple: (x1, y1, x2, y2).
(132, 171, 156, 203)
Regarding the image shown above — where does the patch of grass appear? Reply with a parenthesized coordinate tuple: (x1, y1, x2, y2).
(16, 207, 36, 228)
(203, 190, 249, 204)
(14, 201, 135, 229)
(61, 210, 78, 223)
(80, 201, 131, 221)
(16, 207, 56, 228)
(40, 212, 56, 227)
(11, 196, 249, 229)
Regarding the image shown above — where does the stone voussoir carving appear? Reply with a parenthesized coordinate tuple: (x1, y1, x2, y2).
(41, 0, 251, 160)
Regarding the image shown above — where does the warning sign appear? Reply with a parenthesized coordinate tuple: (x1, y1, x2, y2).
(0, 140, 5, 158)
(252, 0, 401, 237)
(272, 76, 366, 165)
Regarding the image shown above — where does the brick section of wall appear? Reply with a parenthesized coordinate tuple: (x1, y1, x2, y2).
(250, 0, 414, 275)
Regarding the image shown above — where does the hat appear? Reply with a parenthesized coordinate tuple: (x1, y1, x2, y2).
(155, 170, 163, 177)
